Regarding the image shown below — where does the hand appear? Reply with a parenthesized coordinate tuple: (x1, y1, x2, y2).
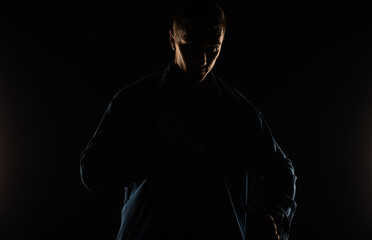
(244, 206, 280, 240)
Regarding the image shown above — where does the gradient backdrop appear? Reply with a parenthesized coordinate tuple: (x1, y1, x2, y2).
(1, 1, 372, 239)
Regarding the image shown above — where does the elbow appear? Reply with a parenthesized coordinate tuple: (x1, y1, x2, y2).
(80, 152, 105, 191)
(80, 162, 101, 191)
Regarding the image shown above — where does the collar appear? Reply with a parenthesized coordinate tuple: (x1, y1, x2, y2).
(156, 61, 222, 99)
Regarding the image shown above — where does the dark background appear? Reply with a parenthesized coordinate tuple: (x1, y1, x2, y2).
(1, 1, 372, 239)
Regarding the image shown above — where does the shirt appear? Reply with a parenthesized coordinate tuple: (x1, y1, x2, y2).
(80, 62, 297, 240)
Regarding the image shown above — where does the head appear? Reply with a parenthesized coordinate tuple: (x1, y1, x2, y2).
(170, 1, 226, 83)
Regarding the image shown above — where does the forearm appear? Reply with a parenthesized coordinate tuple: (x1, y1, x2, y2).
(80, 130, 155, 191)
(80, 145, 134, 191)
(260, 156, 297, 240)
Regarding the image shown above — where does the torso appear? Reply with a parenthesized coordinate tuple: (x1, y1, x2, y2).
(156, 82, 210, 228)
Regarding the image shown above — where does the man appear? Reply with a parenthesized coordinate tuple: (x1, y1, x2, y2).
(80, 1, 297, 239)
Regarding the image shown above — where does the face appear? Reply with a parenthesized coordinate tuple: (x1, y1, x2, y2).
(170, 23, 224, 83)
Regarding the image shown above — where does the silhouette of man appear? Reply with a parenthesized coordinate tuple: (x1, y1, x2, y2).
(80, 1, 297, 239)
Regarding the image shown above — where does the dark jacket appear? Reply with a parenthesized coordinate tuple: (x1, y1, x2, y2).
(80, 63, 297, 240)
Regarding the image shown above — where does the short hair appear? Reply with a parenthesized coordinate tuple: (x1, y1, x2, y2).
(172, 1, 226, 33)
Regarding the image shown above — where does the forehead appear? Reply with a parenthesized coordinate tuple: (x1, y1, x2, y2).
(175, 24, 224, 45)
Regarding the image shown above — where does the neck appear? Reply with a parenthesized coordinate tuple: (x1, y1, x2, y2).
(173, 62, 206, 86)
(168, 64, 207, 98)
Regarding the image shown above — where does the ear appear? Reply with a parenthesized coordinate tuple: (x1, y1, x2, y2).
(169, 29, 176, 51)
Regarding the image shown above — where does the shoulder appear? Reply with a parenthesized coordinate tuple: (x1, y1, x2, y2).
(213, 74, 265, 130)
(113, 71, 163, 101)
(214, 74, 261, 113)
(102, 70, 163, 118)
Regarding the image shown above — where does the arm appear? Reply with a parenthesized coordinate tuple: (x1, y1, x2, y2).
(80, 93, 154, 191)
(254, 108, 297, 240)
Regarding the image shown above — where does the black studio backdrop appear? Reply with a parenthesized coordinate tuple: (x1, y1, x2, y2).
(1, 1, 372, 239)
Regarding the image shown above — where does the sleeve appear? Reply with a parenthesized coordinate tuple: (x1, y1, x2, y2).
(253, 107, 297, 240)
(79, 93, 153, 191)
